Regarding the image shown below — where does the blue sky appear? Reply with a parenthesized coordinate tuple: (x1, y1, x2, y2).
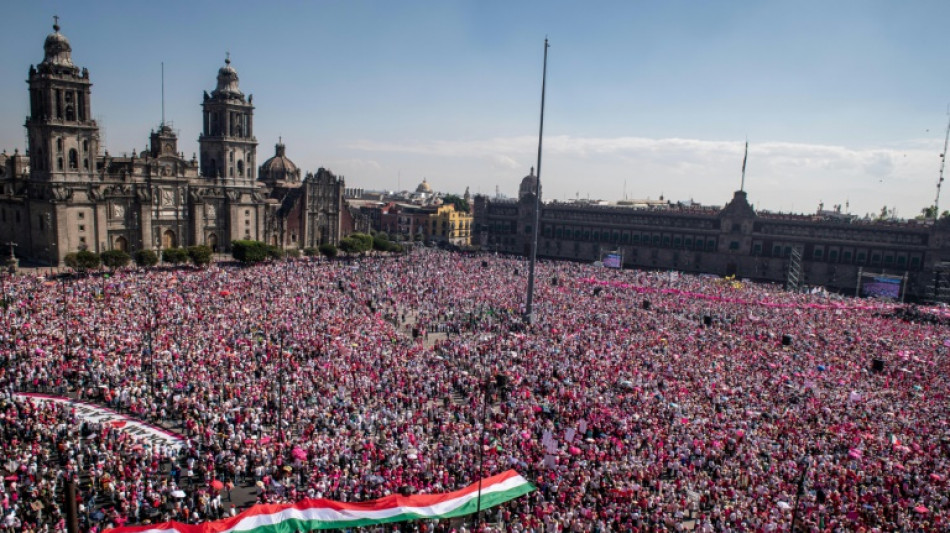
(2, 1, 950, 217)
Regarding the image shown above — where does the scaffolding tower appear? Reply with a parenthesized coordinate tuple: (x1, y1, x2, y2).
(786, 247, 804, 292)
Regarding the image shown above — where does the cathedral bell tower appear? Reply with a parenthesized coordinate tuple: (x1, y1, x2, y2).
(25, 18, 100, 182)
(199, 56, 257, 181)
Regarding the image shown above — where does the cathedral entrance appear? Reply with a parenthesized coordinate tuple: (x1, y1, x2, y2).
(207, 233, 218, 252)
(114, 236, 128, 252)
(162, 230, 176, 249)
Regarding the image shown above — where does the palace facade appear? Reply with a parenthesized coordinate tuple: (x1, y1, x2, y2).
(0, 22, 365, 265)
(474, 169, 950, 302)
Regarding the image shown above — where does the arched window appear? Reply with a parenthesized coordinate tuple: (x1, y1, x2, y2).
(56, 138, 63, 153)
(68, 149, 78, 170)
(82, 140, 89, 153)
(83, 158, 89, 170)
(57, 157, 63, 170)
(64, 92, 75, 121)
(229, 151, 234, 162)
(237, 160, 244, 176)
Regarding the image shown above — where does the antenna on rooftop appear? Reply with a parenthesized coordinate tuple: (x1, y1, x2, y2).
(161, 62, 165, 127)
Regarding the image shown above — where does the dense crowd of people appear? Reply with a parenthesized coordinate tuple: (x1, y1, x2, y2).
(1, 248, 948, 532)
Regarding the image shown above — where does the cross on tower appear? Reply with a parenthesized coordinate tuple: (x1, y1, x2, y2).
(53, 15, 59, 31)
(225, 51, 230, 64)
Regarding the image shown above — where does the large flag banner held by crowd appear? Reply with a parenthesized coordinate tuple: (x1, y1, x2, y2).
(104, 470, 534, 533)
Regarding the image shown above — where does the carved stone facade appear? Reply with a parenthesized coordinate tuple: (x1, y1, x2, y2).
(0, 23, 356, 264)
(475, 169, 950, 302)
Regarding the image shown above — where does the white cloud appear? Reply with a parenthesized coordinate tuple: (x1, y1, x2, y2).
(345, 135, 944, 216)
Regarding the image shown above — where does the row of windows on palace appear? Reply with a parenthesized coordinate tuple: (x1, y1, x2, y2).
(490, 232, 925, 271)
(486, 206, 928, 246)
(489, 220, 931, 252)
(484, 222, 925, 270)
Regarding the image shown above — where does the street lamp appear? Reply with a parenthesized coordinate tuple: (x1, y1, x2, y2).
(789, 432, 827, 532)
(144, 291, 157, 398)
(474, 376, 492, 530)
(277, 329, 284, 446)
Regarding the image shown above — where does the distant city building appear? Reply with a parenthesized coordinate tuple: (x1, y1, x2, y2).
(474, 168, 950, 302)
(346, 179, 473, 245)
(0, 22, 362, 264)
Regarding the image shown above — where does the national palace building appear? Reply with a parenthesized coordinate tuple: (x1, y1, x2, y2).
(474, 169, 950, 302)
(0, 22, 365, 265)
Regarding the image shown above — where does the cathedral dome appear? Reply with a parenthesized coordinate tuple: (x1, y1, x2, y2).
(42, 21, 74, 67)
(212, 57, 243, 99)
(519, 167, 538, 199)
(259, 142, 300, 185)
(416, 179, 432, 194)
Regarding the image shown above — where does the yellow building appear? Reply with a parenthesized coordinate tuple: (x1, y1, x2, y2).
(427, 204, 472, 246)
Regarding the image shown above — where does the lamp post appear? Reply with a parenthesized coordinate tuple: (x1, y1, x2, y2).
(474, 375, 492, 531)
(45, 212, 53, 276)
(789, 432, 826, 532)
(145, 291, 156, 398)
(61, 274, 70, 363)
(789, 457, 810, 533)
(277, 329, 284, 446)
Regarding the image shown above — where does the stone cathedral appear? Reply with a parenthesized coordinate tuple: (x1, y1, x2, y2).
(0, 22, 364, 265)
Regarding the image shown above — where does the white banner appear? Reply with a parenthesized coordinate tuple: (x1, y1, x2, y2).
(14, 393, 185, 450)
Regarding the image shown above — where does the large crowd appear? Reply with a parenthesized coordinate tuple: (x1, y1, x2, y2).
(1, 249, 949, 532)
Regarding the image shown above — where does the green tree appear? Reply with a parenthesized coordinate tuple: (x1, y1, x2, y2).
(267, 245, 285, 260)
(100, 250, 131, 269)
(162, 247, 189, 265)
(338, 237, 357, 254)
(75, 250, 101, 272)
(134, 249, 159, 267)
(318, 243, 338, 259)
(231, 240, 270, 264)
(187, 245, 213, 267)
(373, 234, 403, 253)
(63, 252, 79, 270)
(921, 205, 938, 219)
(443, 194, 471, 213)
(285, 248, 301, 259)
(876, 205, 892, 221)
(302, 247, 319, 257)
(350, 233, 374, 254)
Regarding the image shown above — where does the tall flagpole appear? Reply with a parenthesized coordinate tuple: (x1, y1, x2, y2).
(525, 38, 549, 325)
(934, 112, 950, 220)
(161, 62, 165, 127)
(740, 139, 748, 192)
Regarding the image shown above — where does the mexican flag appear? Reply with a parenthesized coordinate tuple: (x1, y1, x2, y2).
(104, 470, 533, 533)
